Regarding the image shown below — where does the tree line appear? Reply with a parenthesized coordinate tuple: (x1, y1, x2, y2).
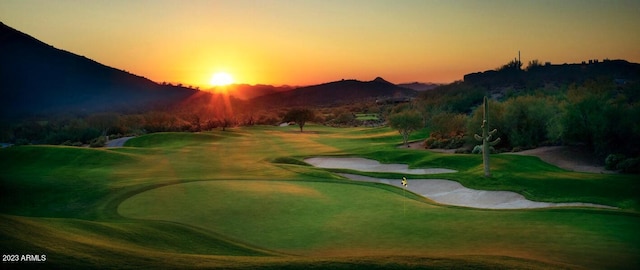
(389, 78, 640, 173)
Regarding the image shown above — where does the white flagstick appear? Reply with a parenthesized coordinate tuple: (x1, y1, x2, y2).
(402, 177, 407, 215)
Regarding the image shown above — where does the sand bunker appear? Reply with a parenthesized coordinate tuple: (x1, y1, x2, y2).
(304, 157, 614, 209)
(340, 174, 615, 210)
(304, 157, 457, 174)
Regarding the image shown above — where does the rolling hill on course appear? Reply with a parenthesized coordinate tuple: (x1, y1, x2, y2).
(1, 126, 639, 269)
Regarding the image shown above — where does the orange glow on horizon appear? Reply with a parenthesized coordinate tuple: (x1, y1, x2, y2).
(3, 1, 637, 87)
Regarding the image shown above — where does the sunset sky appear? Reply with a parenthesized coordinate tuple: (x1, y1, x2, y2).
(1, 0, 639, 87)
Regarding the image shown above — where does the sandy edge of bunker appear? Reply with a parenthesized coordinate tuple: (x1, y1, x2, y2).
(305, 157, 616, 210)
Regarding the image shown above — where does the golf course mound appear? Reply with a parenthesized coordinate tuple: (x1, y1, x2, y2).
(118, 180, 429, 255)
(304, 157, 457, 174)
(117, 179, 638, 269)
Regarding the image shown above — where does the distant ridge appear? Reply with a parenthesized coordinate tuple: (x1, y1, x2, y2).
(250, 77, 416, 108)
(463, 59, 640, 88)
(0, 22, 197, 118)
(207, 84, 295, 100)
(397, 82, 441, 91)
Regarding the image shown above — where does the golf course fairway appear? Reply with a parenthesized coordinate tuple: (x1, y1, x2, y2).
(2, 125, 639, 269)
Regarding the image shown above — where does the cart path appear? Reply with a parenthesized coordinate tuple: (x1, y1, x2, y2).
(106, 136, 135, 148)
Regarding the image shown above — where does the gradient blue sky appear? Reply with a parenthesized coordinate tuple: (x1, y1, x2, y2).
(1, 0, 639, 86)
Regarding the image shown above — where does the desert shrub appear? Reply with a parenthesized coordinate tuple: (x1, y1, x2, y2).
(335, 112, 355, 125)
(423, 111, 466, 150)
(503, 95, 562, 148)
(446, 133, 465, 148)
(89, 136, 107, 148)
(45, 132, 72, 145)
(617, 157, 640, 174)
(562, 79, 640, 157)
(423, 131, 464, 149)
(61, 140, 84, 147)
(430, 113, 467, 135)
(416, 82, 485, 114)
(605, 154, 626, 170)
(423, 137, 436, 148)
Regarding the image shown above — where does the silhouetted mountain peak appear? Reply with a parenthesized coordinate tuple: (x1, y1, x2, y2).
(372, 77, 393, 85)
(0, 22, 197, 118)
(250, 77, 417, 108)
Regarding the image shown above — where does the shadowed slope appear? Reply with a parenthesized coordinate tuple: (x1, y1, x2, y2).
(0, 22, 196, 118)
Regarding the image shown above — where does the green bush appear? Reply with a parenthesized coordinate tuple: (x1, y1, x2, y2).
(605, 154, 626, 170)
(447, 134, 465, 149)
(61, 140, 82, 147)
(423, 137, 436, 148)
(503, 95, 563, 148)
(617, 157, 640, 174)
(424, 131, 465, 149)
(89, 136, 107, 148)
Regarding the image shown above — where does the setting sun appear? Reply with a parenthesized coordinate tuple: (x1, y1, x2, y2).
(209, 72, 234, 86)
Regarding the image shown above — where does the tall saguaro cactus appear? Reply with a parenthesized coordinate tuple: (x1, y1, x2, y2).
(474, 96, 501, 177)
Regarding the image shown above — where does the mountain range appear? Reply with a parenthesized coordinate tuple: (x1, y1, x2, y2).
(250, 77, 416, 108)
(397, 82, 441, 91)
(0, 22, 419, 119)
(0, 22, 199, 119)
(208, 84, 295, 100)
(4, 21, 637, 121)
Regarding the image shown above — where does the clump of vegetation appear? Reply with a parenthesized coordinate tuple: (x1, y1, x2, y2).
(283, 108, 315, 132)
(617, 158, 640, 174)
(61, 140, 83, 147)
(423, 112, 466, 149)
(606, 154, 640, 173)
(388, 110, 423, 147)
(423, 131, 465, 149)
(89, 136, 107, 148)
(606, 154, 627, 170)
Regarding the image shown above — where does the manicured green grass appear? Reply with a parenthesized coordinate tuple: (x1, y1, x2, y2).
(1, 125, 639, 269)
(355, 113, 379, 121)
(119, 180, 640, 268)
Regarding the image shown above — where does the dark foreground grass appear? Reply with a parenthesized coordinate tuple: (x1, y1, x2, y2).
(1, 125, 639, 269)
